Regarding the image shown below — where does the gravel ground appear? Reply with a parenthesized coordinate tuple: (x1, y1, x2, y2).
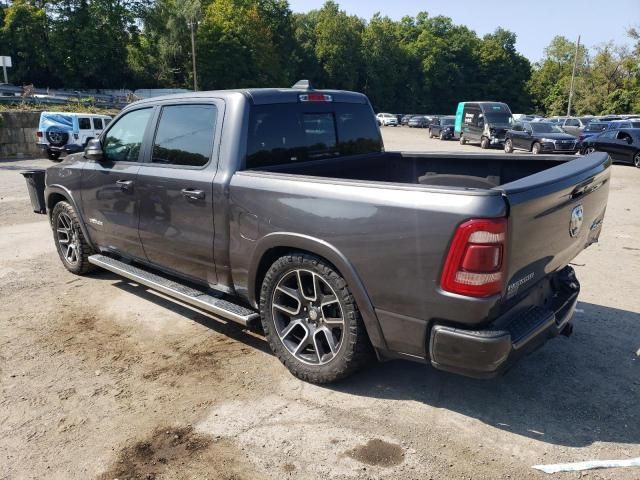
(1, 128, 639, 480)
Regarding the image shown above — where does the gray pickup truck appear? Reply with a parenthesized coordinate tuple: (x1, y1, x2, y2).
(24, 83, 611, 383)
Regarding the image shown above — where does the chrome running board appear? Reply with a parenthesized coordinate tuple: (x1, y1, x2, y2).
(88, 254, 259, 326)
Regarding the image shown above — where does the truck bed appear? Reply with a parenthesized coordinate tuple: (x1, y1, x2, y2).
(253, 152, 574, 190)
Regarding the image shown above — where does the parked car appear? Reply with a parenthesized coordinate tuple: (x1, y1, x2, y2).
(401, 115, 415, 126)
(400, 115, 415, 126)
(408, 115, 430, 128)
(36, 111, 112, 161)
(504, 121, 578, 154)
(376, 112, 398, 127)
(608, 119, 640, 130)
(561, 117, 594, 136)
(580, 128, 640, 167)
(456, 101, 513, 148)
(24, 83, 610, 383)
(429, 115, 456, 140)
(577, 122, 611, 146)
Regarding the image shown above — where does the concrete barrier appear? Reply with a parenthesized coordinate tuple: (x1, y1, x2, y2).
(0, 111, 42, 157)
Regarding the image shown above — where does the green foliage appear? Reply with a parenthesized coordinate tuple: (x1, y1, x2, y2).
(0, 1, 638, 115)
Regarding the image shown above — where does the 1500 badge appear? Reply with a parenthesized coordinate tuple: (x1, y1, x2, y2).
(507, 272, 535, 298)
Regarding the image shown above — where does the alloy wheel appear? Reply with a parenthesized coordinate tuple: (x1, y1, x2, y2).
(271, 269, 344, 366)
(56, 212, 80, 265)
(634, 153, 640, 168)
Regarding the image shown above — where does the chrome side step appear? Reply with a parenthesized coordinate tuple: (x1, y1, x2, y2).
(88, 254, 259, 326)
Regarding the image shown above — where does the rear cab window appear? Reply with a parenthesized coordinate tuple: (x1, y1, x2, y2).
(92, 118, 103, 130)
(246, 102, 382, 169)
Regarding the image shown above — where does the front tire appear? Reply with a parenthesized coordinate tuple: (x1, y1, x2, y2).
(532, 142, 541, 155)
(504, 139, 514, 153)
(260, 253, 372, 383)
(439, 131, 445, 140)
(634, 152, 640, 168)
(459, 134, 467, 145)
(480, 137, 490, 149)
(51, 201, 96, 275)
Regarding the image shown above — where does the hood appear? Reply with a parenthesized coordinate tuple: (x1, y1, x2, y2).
(535, 132, 576, 140)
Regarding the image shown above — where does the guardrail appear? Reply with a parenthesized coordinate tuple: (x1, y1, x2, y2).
(0, 85, 129, 109)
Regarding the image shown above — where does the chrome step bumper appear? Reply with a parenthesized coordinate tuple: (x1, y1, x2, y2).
(88, 254, 259, 326)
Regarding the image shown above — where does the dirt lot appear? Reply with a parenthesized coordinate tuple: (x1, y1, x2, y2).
(1, 129, 639, 480)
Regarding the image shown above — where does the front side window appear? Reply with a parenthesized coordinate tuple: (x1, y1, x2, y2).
(599, 131, 617, 139)
(79, 118, 91, 130)
(102, 108, 153, 162)
(246, 103, 382, 169)
(92, 118, 103, 130)
(152, 104, 217, 167)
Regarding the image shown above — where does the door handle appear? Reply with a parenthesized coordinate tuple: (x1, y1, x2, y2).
(116, 180, 133, 191)
(181, 188, 205, 200)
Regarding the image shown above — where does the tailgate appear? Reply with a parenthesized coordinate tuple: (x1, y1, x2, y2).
(498, 153, 610, 300)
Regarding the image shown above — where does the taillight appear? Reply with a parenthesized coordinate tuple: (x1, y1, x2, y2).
(441, 218, 507, 297)
(36, 131, 43, 138)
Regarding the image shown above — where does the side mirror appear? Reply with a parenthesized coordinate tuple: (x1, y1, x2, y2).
(84, 139, 104, 161)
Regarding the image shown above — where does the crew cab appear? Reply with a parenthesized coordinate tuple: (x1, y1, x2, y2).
(24, 83, 611, 383)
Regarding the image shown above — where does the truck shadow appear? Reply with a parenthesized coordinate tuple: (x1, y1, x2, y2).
(104, 274, 272, 356)
(327, 301, 640, 448)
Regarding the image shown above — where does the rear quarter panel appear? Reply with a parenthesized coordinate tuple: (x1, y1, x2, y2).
(228, 173, 507, 356)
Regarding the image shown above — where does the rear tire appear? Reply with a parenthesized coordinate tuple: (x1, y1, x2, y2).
(260, 253, 372, 384)
(531, 142, 541, 155)
(480, 137, 490, 149)
(504, 139, 514, 153)
(51, 201, 96, 275)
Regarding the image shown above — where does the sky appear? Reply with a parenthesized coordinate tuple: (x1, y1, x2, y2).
(287, 0, 638, 62)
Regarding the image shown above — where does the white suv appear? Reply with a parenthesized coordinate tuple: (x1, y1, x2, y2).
(37, 111, 112, 161)
(376, 113, 398, 127)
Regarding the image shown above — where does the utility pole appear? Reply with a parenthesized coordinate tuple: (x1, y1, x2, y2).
(567, 35, 580, 118)
(189, 19, 198, 92)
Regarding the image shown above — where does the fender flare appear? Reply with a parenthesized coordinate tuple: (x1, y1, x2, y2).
(248, 232, 387, 351)
(45, 184, 97, 250)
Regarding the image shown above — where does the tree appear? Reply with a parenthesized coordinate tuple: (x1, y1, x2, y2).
(1, 0, 50, 86)
(360, 13, 407, 111)
(528, 36, 588, 115)
(313, 1, 363, 90)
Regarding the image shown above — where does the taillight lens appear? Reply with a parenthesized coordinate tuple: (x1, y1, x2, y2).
(441, 218, 507, 297)
(36, 131, 43, 138)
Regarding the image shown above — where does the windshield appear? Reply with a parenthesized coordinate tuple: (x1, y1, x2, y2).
(585, 123, 608, 132)
(484, 113, 512, 125)
(442, 118, 455, 126)
(530, 123, 564, 134)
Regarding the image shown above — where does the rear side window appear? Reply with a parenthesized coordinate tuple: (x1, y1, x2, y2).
(92, 118, 103, 130)
(152, 104, 217, 167)
(79, 118, 91, 129)
(246, 103, 382, 169)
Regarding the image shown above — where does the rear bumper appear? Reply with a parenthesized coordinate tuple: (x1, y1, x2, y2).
(428, 269, 580, 378)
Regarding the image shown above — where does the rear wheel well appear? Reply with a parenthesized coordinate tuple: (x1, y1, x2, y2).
(254, 247, 344, 308)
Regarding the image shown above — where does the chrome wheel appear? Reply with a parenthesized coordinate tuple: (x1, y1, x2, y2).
(271, 269, 344, 366)
(56, 212, 80, 265)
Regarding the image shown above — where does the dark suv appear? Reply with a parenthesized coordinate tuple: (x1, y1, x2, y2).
(429, 116, 456, 140)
